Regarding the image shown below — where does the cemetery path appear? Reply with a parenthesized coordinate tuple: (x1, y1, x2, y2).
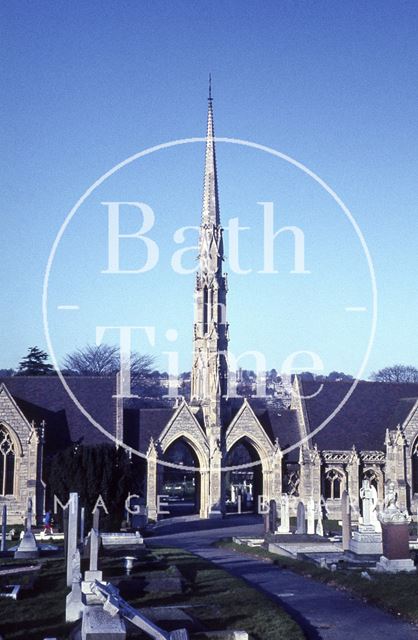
(149, 516, 418, 640)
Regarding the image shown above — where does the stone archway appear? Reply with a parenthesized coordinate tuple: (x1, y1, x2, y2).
(224, 436, 264, 513)
(146, 401, 210, 520)
(160, 437, 206, 518)
(225, 400, 281, 512)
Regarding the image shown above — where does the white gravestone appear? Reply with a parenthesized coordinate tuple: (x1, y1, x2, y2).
(307, 497, 315, 535)
(296, 501, 306, 535)
(14, 497, 39, 559)
(316, 499, 324, 536)
(84, 528, 103, 584)
(341, 490, 351, 551)
(1, 505, 6, 553)
(65, 548, 84, 622)
(277, 494, 290, 534)
(66, 493, 79, 587)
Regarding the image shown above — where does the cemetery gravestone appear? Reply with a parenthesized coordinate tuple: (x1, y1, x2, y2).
(296, 501, 306, 535)
(341, 490, 351, 551)
(269, 500, 277, 534)
(316, 499, 324, 536)
(307, 497, 315, 535)
(14, 497, 39, 559)
(1, 505, 6, 553)
(66, 493, 79, 587)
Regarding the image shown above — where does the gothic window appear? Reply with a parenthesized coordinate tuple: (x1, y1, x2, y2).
(412, 438, 418, 494)
(0, 426, 15, 495)
(324, 468, 344, 499)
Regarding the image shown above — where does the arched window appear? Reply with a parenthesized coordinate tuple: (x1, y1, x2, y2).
(0, 426, 15, 495)
(412, 438, 418, 494)
(324, 468, 344, 499)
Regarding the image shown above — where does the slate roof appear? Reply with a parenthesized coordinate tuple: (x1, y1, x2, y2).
(2, 376, 417, 462)
(0, 376, 117, 454)
(247, 401, 302, 461)
(300, 380, 418, 451)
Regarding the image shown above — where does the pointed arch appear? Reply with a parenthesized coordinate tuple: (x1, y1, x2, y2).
(158, 401, 210, 470)
(225, 400, 275, 463)
(0, 423, 18, 496)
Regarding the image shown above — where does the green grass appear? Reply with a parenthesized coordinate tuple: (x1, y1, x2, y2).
(215, 539, 418, 625)
(0, 546, 304, 640)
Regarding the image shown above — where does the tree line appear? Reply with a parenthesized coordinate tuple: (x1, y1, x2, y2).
(1, 345, 418, 384)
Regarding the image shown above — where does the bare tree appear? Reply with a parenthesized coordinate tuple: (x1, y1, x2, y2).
(370, 364, 418, 383)
(62, 344, 154, 379)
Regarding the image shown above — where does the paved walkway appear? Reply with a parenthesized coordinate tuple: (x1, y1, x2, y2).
(148, 516, 418, 640)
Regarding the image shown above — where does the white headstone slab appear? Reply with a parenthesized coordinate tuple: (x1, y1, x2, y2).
(89, 528, 100, 572)
(66, 493, 79, 588)
(296, 501, 306, 534)
(315, 499, 324, 536)
(278, 494, 290, 533)
(1, 505, 7, 552)
(341, 490, 351, 551)
(307, 497, 315, 535)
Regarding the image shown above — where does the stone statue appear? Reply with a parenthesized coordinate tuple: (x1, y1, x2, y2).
(379, 480, 411, 524)
(359, 479, 378, 527)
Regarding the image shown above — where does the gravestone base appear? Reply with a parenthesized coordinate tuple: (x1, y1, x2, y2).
(84, 571, 103, 583)
(375, 555, 416, 573)
(81, 605, 126, 640)
(14, 531, 39, 559)
(66, 583, 84, 622)
(348, 525, 382, 556)
(208, 510, 223, 519)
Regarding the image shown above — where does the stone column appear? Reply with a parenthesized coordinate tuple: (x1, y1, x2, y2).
(347, 448, 360, 521)
(208, 442, 223, 518)
(146, 439, 158, 521)
(271, 444, 283, 503)
(341, 490, 351, 551)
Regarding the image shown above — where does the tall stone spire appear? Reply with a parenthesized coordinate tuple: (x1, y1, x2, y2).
(202, 75, 220, 228)
(191, 82, 228, 421)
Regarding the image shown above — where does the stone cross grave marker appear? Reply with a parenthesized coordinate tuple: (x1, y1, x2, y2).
(92, 580, 189, 640)
(14, 496, 39, 559)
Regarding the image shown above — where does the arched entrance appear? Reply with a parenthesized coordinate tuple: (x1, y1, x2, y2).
(224, 437, 263, 513)
(161, 439, 201, 518)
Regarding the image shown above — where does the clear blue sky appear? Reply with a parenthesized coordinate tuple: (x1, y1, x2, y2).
(1, 1, 417, 377)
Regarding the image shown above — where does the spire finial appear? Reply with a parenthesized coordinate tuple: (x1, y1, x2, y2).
(208, 73, 212, 101)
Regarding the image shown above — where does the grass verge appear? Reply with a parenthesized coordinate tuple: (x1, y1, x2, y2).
(214, 539, 418, 625)
(0, 546, 304, 640)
